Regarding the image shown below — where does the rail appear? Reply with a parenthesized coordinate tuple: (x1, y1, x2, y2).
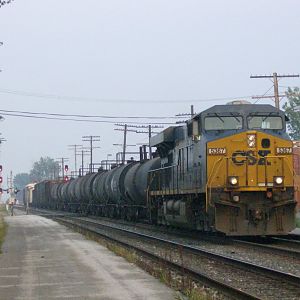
(50, 216, 300, 299)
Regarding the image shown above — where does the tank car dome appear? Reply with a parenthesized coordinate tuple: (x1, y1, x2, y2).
(226, 100, 251, 105)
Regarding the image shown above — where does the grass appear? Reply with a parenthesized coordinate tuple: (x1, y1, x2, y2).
(0, 204, 8, 254)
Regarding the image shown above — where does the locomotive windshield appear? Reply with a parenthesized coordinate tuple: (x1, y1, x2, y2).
(247, 115, 283, 130)
(204, 115, 243, 130)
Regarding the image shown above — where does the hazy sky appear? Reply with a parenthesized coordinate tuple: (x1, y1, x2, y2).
(0, 0, 299, 184)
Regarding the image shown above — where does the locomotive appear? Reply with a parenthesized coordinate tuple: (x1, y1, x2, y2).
(27, 102, 297, 236)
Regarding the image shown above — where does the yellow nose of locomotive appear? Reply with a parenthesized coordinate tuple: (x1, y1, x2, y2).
(206, 131, 296, 235)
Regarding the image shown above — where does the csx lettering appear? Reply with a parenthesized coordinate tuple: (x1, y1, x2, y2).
(232, 150, 271, 166)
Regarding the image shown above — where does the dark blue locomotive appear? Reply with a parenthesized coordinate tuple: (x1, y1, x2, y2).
(28, 102, 297, 236)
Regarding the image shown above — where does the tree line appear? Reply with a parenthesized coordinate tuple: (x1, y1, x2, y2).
(13, 157, 59, 190)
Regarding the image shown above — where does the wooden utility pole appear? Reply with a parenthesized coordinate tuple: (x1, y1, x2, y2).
(176, 105, 196, 119)
(76, 148, 89, 176)
(82, 136, 100, 172)
(135, 125, 161, 159)
(250, 73, 299, 109)
(56, 157, 69, 179)
(115, 124, 135, 164)
(68, 144, 82, 176)
(122, 124, 127, 164)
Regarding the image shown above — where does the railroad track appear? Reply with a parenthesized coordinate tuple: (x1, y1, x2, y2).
(18, 206, 300, 258)
(233, 236, 300, 259)
(16, 206, 300, 299)
(49, 215, 300, 300)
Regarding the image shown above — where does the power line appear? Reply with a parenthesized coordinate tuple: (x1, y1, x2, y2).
(0, 112, 175, 125)
(0, 108, 178, 120)
(0, 88, 255, 103)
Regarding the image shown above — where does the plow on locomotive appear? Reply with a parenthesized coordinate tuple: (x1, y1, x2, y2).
(25, 102, 297, 236)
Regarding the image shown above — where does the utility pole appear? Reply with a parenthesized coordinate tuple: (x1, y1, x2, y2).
(134, 125, 162, 159)
(115, 124, 136, 164)
(138, 125, 161, 159)
(82, 136, 100, 172)
(123, 124, 127, 164)
(115, 123, 162, 162)
(56, 157, 69, 179)
(68, 144, 82, 176)
(191, 105, 195, 117)
(77, 148, 90, 176)
(250, 73, 299, 109)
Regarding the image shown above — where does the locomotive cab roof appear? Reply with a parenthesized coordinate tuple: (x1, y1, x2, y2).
(191, 103, 288, 121)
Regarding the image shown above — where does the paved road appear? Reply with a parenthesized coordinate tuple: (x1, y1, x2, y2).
(0, 214, 177, 300)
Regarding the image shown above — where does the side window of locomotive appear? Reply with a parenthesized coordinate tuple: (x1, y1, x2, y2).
(247, 116, 283, 130)
(204, 116, 243, 131)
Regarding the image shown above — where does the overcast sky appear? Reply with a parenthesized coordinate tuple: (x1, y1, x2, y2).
(0, 0, 299, 184)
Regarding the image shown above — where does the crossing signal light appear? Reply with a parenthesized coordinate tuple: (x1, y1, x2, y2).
(0, 176, 2, 184)
(64, 165, 69, 172)
(64, 176, 69, 182)
(0, 165, 2, 172)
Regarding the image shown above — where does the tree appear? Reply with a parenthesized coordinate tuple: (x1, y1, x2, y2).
(29, 157, 60, 182)
(282, 87, 300, 140)
(13, 173, 31, 190)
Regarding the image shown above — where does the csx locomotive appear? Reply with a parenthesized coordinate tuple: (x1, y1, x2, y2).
(27, 102, 297, 236)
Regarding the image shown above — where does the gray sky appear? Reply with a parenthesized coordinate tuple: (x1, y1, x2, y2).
(0, 0, 299, 183)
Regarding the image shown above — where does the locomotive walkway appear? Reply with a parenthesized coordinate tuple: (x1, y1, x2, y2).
(0, 213, 177, 300)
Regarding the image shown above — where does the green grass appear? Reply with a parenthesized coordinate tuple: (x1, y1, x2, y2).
(0, 204, 7, 253)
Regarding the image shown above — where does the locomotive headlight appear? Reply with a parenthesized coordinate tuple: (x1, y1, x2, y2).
(247, 134, 256, 148)
(274, 176, 284, 185)
(228, 176, 238, 186)
(232, 195, 240, 202)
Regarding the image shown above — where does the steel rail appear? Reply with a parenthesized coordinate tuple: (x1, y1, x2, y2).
(54, 216, 260, 300)
(233, 238, 300, 259)
(65, 216, 300, 287)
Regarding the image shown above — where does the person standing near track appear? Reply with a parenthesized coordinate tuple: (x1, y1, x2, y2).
(8, 198, 16, 216)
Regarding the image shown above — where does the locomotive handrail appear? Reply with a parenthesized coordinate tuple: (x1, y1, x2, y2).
(206, 157, 224, 211)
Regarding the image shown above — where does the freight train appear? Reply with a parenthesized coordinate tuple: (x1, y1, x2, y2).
(25, 102, 297, 236)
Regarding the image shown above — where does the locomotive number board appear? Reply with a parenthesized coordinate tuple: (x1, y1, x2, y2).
(207, 148, 227, 155)
(275, 147, 293, 155)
